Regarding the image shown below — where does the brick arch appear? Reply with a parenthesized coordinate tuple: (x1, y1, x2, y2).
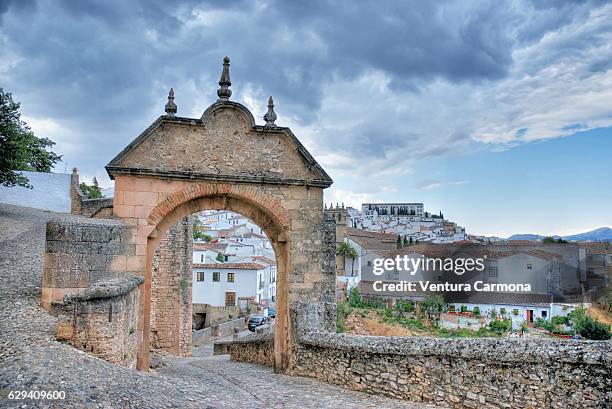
(147, 183, 290, 235)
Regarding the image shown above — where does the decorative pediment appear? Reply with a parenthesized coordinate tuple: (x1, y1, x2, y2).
(106, 58, 332, 188)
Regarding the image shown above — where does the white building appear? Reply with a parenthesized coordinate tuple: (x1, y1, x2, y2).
(192, 260, 276, 307)
(362, 202, 424, 217)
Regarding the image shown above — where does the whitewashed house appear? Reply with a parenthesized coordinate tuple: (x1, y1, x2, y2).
(192, 260, 277, 308)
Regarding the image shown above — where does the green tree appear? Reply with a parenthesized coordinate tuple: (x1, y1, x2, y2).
(192, 215, 212, 241)
(402, 235, 408, 247)
(79, 177, 102, 199)
(396, 234, 402, 248)
(216, 252, 225, 262)
(337, 241, 358, 276)
(409, 236, 413, 244)
(0, 89, 62, 187)
(420, 294, 445, 324)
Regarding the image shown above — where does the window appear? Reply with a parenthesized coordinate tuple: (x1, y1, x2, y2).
(200, 254, 204, 262)
(541, 310, 547, 318)
(213, 272, 220, 282)
(227, 272, 235, 283)
(527, 264, 533, 270)
(367, 260, 372, 267)
(500, 308, 506, 315)
(196, 272, 204, 282)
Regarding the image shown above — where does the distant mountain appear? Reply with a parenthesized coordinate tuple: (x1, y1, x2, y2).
(507, 233, 548, 241)
(508, 227, 612, 242)
(563, 227, 612, 242)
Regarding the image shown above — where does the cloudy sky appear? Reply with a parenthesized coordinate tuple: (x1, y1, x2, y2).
(1, 0, 611, 237)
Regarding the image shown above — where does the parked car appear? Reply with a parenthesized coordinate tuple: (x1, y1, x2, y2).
(248, 315, 268, 332)
(266, 307, 276, 318)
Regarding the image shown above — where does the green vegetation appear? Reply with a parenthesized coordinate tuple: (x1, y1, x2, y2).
(569, 308, 611, 340)
(534, 309, 610, 339)
(193, 215, 212, 241)
(216, 252, 225, 262)
(0, 88, 62, 188)
(542, 236, 567, 244)
(79, 177, 102, 199)
(337, 242, 358, 275)
(336, 290, 501, 338)
(488, 318, 512, 334)
(336, 301, 348, 333)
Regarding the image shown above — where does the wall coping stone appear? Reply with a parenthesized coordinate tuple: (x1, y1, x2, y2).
(298, 331, 612, 366)
(49, 215, 125, 227)
(218, 333, 273, 346)
(64, 275, 144, 304)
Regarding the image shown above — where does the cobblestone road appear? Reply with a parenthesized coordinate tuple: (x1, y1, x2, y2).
(0, 204, 433, 408)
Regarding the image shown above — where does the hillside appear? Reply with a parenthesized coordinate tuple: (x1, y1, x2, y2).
(508, 227, 612, 242)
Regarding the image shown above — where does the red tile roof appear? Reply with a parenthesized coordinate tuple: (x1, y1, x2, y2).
(192, 262, 266, 270)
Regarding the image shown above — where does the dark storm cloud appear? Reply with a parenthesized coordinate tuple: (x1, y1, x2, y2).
(0, 0, 608, 182)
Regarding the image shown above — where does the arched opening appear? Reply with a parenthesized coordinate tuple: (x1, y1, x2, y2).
(137, 191, 290, 372)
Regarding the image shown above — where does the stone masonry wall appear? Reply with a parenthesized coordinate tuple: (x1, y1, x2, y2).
(228, 331, 610, 408)
(228, 334, 274, 367)
(150, 215, 192, 356)
(291, 333, 612, 409)
(42, 217, 135, 310)
(56, 275, 143, 368)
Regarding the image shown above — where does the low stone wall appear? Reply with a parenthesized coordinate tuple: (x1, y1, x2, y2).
(57, 275, 143, 368)
(228, 331, 611, 408)
(193, 303, 241, 327)
(192, 316, 248, 344)
(228, 334, 274, 367)
(42, 217, 135, 310)
(292, 333, 611, 409)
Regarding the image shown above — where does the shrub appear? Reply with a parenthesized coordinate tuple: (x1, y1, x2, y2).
(575, 316, 611, 340)
(347, 287, 362, 308)
(489, 318, 512, 334)
(473, 307, 480, 317)
(394, 299, 415, 314)
(534, 318, 553, 332)
(551, 315, 568, 327)
(460, 305, 468, 313)
(336, 302, 348, 333)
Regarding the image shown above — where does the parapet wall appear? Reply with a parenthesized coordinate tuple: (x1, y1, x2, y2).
(294, 333, 611, 408)
(42, 217, 135, 310)
(56, 275, 143, 368)
(230, 332, 611, 408)
(228, 334, 274, 367)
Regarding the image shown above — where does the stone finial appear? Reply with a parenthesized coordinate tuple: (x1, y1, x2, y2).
(165, 88, 177, 116)
(263, 96, 277, 127)
(217, 56, 232, 100)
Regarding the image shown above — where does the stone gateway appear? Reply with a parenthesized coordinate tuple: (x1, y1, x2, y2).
(104, 57, 336, 371)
